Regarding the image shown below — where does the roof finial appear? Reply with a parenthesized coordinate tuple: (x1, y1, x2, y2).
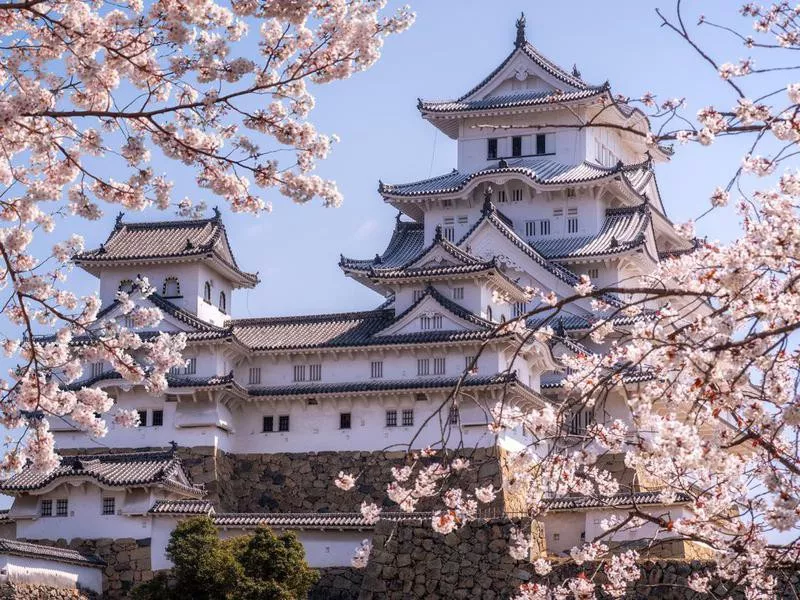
(515, 12, 526, 48)
(114, 212, 125, 228)
(482, 186, 494, 214)
(572, 63, 582, 79)
(212, 206, 221, 220)
(434, 224, 443, 242)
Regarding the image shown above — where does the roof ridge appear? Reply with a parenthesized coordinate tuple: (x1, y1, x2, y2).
(231, 308, 393, 327)
(116, 216, 219, 230)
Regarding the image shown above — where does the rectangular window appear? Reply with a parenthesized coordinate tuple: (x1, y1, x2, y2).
(102, 497, 115, 516)
(465, 356, 477, 374)
(370, 361, 383, 379)
(539, 220, 551, 236)
(432, 314, 442, 329)
(263, 416, 274, 432)
(184, 358, 197, 375)
(587, 268, 599, 279)
(40, 499, 52, 517)
(487, 138, 498, 160)
(412, 289, 424, 302)
(278, 415, 290, 432)
(433, 357, 446, 375)
(248, 367, 261, 385)
(512, 136, 522, 157)
(525, 220, 550, 237)
(457, 215, 468, 226)
(553, 208, 564, 217)
(386, 410, 397, 427)
(513, 302, 527, 317)
(56, 499, 68, 517)
(442, 217, 455, 242)
(567, 217, 579, 234)
(420, 315, 431, 330)
(137, 410, 147, 427)
(292, 365, 306, 382)
(536, 134, 547, 155)
(309, 364, 322, 381)
(511, 189, 523, 202)
(566, 188, 576, 198)
(496, 190, 507, 203)
(569, 409, 594, 435)
(450, 407, 459, 424)
(340, 413, 351, 430)
(90, 362, 103, 378)
(402, 409, 414, 427)
(453, 287, 464, 300)
(417, 359, 430, 376)
(169, 366, 181, 376)
(152, 410, 164, 427)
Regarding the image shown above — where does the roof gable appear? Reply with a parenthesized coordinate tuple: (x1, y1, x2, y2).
(375, 286, 491, 338)
(74, 210, 258, 288)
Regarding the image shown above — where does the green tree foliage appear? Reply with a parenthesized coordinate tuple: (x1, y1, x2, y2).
(132, 516, 318, 600)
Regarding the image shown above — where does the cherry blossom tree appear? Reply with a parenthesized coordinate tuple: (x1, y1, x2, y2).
(335, 3, 800, 597)
(0, 0, 413, 474)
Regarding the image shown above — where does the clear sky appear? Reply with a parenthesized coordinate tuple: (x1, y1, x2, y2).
(61, 1, 760, 318)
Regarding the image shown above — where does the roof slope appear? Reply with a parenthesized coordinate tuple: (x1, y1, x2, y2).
(339, 219, 424, 271)
(419, 86, 606, 114)
(380, 159, 650, 198)
(0, 450, 203, 497)
(0, 539, 106, 566)
(74, 211, 258, 287)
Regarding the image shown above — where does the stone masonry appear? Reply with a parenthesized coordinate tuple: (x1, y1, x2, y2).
(0, 583, 98, 600)
(21, 538, 151, 600)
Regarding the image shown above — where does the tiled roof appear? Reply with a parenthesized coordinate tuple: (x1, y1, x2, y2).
(0, 539, 106, 567)
(149, 499, 215, 515)
(419, 87, 606, 114)
(546, 491, 691, 511)
(540, 368, 656, 390)
(531, 205, 650, 260)
(74, 212, 258, 287)
(380, 158, 650, 198)
(339, 219, 424, 271)
(0, 450, 203, 497)
(388, 284, 495, 330)
(249, 372, 534, 399)
(213, 512, 372, 530)
(232, 310, 395, 351)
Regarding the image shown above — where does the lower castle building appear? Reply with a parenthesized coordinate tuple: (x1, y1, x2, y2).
(0, 17, 707, 598)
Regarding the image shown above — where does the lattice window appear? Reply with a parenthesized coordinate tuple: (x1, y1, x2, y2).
(417, 359, 430, 376)
(433, 357, 446, 375)
(102, 497, 115, 515)
(402, 409, 414, 427)
(370, 361, 383, 379)
(386, 410, 397, 427)
(249, 367, 261, 385)
(309, 364, 322, 381)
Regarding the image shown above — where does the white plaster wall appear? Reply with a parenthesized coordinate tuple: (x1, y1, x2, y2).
(583, 506, 693, 545)
(150, 516, 179, 571)
(14, 485, 152, 541)
(542, 512, 587, 556)
(228, 394, 496, 453)
(0, 554, 103, 594)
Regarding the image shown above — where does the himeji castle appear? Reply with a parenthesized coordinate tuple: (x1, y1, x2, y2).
(0, 16, 703, 598)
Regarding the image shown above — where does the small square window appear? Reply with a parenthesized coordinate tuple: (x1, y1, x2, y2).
(402, 409, 414, 427)
(309, 364, 322, 381)
(433, 357, 446, 375)
(386, 410, 397, 427)
(56, 499, 68, 517)
(102, 497, 115, 515)
(553, 533, 560, 541)
(512, 136, 522, 157)
(137, 410, 147, 427)
(40, 499, 52, 517)
(263, 416, 274, 432)
(536, 134, 547, 155)
(248, 367, 262, 385)
(152, 410, 164, 427)
(453, 287, 464, 300)
(293, 365, 306, 382)
(370, 361, 383, 379)
(487, 138, 498, 160)
(278, 415, 290, 432)
(340, 413, 351, 430)
(417, 359, 430, 376)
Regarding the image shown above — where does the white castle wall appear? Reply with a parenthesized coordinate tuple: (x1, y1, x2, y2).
(0, 554, 103, 594)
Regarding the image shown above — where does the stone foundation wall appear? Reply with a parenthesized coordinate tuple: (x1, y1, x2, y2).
(359, 517, 533, 599)
(21, 538, 152, 600)
(0, 583, 98, 600)
(310, 567, 363, 600)
(211, 447, 505, 513)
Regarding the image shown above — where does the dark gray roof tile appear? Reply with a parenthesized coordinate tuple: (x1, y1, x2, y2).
(0, 539, 106, 567)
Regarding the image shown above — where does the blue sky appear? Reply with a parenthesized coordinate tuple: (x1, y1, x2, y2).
(63, 1, 763, 317)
